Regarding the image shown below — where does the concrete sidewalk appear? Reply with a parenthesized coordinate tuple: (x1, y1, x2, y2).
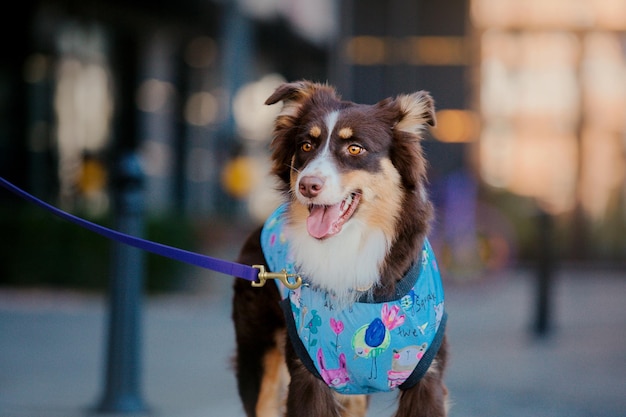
(1, 267, 625, 417)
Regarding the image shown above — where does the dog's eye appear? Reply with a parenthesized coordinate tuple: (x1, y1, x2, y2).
(347, 144, 364, 155)
(301, 142, 313, 152)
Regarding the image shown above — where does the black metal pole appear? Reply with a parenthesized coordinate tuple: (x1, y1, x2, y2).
(97, 28, 147, 413)
(534, 209, 555, 337)
(97, 152, 147, 413)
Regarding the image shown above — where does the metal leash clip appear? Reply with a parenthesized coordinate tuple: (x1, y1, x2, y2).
(252, 265, 302, 290)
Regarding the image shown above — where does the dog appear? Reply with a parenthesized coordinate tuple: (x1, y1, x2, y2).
(232, 81, 448, 417)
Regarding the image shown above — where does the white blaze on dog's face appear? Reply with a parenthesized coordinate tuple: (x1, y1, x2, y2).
(265, 82, 435, 303)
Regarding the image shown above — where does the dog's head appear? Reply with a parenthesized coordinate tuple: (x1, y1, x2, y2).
(265, 81, 435, 298)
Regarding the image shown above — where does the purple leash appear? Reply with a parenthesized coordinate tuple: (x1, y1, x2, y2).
(0, 176, 260, 283)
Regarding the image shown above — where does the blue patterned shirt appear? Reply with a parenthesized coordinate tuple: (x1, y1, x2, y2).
(261, 204, 447, 394)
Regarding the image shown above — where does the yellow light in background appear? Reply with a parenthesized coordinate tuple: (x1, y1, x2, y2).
(221, 156, 261, 199)
(345, 36, 387, 66)
(78, 157, 107, 194)
(407, 37, 469, 66)
(431, 110, 479, 143)
(344, 36, 468, 66)
(77, 155, 110, 217)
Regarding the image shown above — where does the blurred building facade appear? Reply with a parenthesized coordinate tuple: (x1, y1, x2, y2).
(472, 0, 626, 261)
(1, 0, 625, 266)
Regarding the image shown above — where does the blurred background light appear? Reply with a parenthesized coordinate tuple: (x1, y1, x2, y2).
(232, 73, 285, 141)
(407, 36, 469, 66)
(136, 79, 176, 113)
(344, 36, 469, 66)
(431, 110, 479, 143)
(185, 92, 218, 126)
(345, 36, 387, 66)
(220, 156, 261, 199)
(140, 140, 173, 178)
(52, 23, 112, 211)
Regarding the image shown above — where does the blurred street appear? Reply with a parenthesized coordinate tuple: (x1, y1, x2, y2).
(1, 266, 625, 417)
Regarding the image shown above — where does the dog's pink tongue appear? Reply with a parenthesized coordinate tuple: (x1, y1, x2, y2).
(307, 203, 342, 239)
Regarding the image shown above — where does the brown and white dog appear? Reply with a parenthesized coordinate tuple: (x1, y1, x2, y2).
(232, 81, 448, 417)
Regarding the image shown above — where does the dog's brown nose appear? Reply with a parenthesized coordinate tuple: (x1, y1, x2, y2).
(299, 175, 325, 198)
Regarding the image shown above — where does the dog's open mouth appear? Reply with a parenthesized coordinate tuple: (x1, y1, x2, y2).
(306, 191, 361, 239)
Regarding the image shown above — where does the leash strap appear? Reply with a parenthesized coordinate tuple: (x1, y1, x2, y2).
(0, 177, 260, 282)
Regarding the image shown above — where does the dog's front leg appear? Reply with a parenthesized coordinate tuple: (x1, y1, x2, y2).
(233, 228, 288, 417)
(394, 337, 449, 417)
(284, 342, 342, 417)
(395, 377, 448, 417)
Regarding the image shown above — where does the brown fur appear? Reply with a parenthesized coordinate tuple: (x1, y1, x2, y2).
(256, 336, 289, 417)
(233, 81, 448, 417)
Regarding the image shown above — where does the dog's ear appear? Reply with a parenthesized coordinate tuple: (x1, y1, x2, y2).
(385, 91, 435, 194)
(265, 80, 335, 118)
(391, 91, 436, 134)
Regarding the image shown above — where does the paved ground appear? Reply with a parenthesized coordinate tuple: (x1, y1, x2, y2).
(1, 266, 625, 417)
